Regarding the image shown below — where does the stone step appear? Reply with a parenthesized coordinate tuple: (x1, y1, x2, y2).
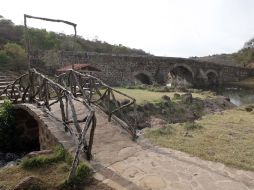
(0, 84, 21, 90)
(0, 79, 12, 83)
(0, 81, 14, 86)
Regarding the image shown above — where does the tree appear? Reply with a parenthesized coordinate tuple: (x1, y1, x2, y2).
(4, 43, 27, 70)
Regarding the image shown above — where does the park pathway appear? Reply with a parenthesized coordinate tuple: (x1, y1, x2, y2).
(89, 107, 254, 190)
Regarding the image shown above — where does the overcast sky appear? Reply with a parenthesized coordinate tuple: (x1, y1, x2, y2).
(1, 0, 254, 57)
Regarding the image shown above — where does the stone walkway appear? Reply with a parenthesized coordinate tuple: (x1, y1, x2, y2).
(90, 108, 254, 190)
(52, 102, 254, 190)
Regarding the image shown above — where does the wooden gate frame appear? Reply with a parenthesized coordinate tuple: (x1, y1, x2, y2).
(24, 14, 77, 70)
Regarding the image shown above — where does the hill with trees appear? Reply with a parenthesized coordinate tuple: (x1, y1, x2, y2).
(0, 15, 148, 72)
(192, 37, 254, 67)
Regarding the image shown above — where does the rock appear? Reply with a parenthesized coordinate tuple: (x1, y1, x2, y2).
(137, 121, 151, 129)
(150, 117, 167, 129)
(181, 93, 193, 103)
(144, 103, 154, 110)
(0, 152, 5, 160)
(4, 161, 17, 168)
(163, 86, 171, 92)
(173, 93, 181, 99)
(120, 99, 130, 106)
(13, 176, 42, 190)
(5, 153, 19, 162)
(136, 105, 144, 112)
(27, 150, 52, 158)
(162, 95, 171, 101)
(245, 106, 253, 112)
(224, 96, 230, 102)
(161, 109, 167, 114)
(0, 160, 6, 167)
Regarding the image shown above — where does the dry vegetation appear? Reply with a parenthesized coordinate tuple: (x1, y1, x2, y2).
(233, 77, 254, 87)
(145, 105, 254, 171)
(0, 146, 112, 190)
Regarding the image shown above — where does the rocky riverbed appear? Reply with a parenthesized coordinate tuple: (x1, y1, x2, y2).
(124, 92, 235, 130)
(0, 152, 23, 168)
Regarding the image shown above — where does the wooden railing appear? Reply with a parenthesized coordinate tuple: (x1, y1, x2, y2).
(0, 69, 96, 181)
(57, 69, 138, 139)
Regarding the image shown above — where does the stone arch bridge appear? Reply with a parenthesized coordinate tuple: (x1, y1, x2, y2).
(33, 51, 254, 87)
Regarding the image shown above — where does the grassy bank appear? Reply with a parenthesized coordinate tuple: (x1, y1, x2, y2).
(114, 88, 214, 104)
(232, 77, 254, 87)
(145, 106, 254, 171)
(0, 146, 111, 190)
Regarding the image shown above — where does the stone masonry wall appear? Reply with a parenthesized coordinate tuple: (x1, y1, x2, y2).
(31, 51, 254, 86)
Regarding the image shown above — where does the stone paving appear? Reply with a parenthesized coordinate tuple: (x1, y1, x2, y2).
(51, 101, 254, 190)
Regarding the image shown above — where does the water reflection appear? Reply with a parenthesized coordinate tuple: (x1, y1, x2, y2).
(214, 85, 254, 106)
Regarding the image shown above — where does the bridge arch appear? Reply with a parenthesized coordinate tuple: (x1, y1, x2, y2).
(13, 104, 76, 151)
(14, 107, 40, 152)
(205, 70, 219, 86)
(134, 72, 153, 85)
(169, 64, 195, 87)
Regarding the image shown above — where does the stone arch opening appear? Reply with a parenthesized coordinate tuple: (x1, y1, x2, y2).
(15, 109, 40, 153)
(134, 73, 152, 85)
(170, 65, 194, 87)
(206, 71, 218, 87)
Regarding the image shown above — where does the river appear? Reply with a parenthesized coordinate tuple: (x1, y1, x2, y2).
(215, 84, 254, 106)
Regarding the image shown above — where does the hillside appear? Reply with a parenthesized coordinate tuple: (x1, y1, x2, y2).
(192, 37, 254, 67)
(191, 54, 238, 66)
(0, 15, 149, 72)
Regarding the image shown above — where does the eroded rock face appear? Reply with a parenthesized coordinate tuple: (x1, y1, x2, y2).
(13, 176, 42, 190)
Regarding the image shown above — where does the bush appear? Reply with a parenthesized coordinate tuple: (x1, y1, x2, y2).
(75, 163, 91, 182)
(0, 100, 21, 152)
(184, 122, 202, 131)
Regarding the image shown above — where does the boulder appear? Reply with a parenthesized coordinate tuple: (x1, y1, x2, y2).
(4, 161, 17, 168)
(5, 153, 19, 162)
(120, 99, 131, 106)
(0, 160, 6, 167)
(13, 176, 42, 190)
(245, 106, 253, 112)
(136, 105, 144, 112)
(0, 152, 5, 160)
(161, 95, 171, 102)
(173, 93, 181, 99)
(181, 93, 193, 103)
(144, 103, 154, 110)
(137, 121, 151, 129)
(27, 150, 52, 158)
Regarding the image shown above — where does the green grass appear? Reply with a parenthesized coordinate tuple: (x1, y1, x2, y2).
(145, 106, 254, 171)
(0, 146, 94, 189)
(21, 146, 72, 169)
(114, 88, 212, 105)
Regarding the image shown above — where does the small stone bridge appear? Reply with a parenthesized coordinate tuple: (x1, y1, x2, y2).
(33, 51, 254, 87)
(1, 70, 254, 190)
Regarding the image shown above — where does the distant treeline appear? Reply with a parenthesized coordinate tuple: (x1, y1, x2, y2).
(0, 15, 148, 72)
(192, 37, 254, 67)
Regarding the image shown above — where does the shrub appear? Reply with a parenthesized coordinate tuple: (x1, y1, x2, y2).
(0, 100, 21, 152)
(75, 163, 91, 182)
(184, 122, 203, 131)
